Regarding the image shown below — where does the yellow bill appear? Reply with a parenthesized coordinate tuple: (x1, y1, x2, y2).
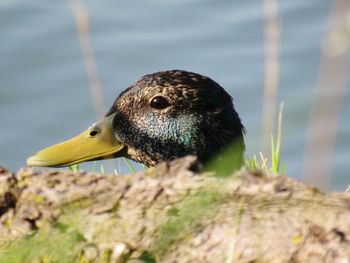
(27, 114, 124, 167)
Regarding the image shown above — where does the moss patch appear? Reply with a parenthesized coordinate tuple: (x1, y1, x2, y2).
(151, 181, 228, 256)
(0, 222, 85, 263)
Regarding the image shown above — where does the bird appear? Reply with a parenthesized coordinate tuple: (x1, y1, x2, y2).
(27, 70, 245, 169)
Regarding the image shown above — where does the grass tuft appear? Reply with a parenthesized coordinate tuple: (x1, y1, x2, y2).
(246, 102, 286, 175)
(68, 158, 139, 175)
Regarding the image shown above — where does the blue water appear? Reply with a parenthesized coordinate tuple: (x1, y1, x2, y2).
(0, 1, 348, 190)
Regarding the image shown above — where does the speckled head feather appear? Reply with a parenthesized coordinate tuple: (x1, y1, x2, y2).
(106, 70, 245, 167)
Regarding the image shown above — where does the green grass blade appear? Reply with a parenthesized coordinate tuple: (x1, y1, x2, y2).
(123, 158, 137, 174)
(68, 164, 79, 172)
(100, 162, 105, 174)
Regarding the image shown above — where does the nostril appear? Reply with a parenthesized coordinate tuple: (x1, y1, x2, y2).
(89, 130, 98, 137)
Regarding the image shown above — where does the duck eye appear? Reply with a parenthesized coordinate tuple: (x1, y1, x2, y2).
(150, 96, 169, 109)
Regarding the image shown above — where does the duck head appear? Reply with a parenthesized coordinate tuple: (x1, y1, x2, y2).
(27, 70, 245, 168)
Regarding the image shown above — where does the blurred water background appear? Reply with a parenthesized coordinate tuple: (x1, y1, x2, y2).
(0, 0, 348, 191)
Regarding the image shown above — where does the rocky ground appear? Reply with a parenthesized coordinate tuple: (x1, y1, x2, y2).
(0, 156, 350, 262)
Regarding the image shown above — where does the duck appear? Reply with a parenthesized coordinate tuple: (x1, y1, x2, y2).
(27, 70, 245, 169)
